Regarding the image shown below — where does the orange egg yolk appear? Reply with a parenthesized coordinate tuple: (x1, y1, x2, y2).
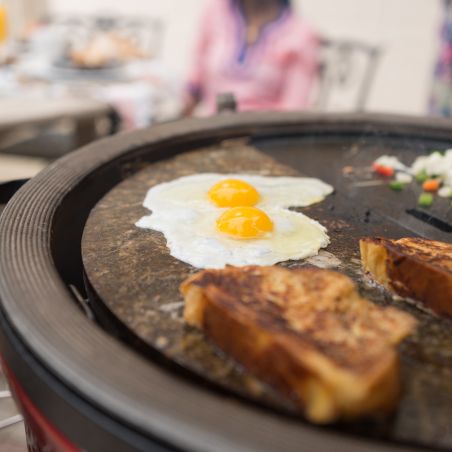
(208, 179, 260, 207)
(216, 206, 273, 239)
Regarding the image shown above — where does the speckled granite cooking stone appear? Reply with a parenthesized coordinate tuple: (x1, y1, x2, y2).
(82, 143, 452, 449)
(82, 144, 304, 410)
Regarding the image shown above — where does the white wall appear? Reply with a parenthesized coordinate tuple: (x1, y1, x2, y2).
(300, 0, 441, 114)
(47, 0, 442, 115)
(4, 0, 47, 37)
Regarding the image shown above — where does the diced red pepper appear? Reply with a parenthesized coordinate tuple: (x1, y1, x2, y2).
(372, 163, 394, 177)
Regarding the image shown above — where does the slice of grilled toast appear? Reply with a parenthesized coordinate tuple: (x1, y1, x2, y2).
(360, 237, 452, 317)
(180, 266, 416, 423)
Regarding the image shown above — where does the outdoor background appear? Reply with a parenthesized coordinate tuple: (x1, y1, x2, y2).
(37, 0, 443, 115)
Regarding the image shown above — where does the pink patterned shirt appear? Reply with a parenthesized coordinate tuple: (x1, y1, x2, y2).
(186, 0, 319, 115)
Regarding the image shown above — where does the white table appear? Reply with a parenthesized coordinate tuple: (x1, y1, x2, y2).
(0, 96, 113, 148)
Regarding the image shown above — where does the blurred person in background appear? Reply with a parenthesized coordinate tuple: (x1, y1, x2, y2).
(182, 0, 319, 116)
(430, 0, 452, 116)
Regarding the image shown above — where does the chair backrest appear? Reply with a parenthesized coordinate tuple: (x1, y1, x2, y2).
(313, 37, 382, 112)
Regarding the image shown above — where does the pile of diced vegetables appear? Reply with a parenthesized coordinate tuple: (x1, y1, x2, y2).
(373, 150, 452, 207)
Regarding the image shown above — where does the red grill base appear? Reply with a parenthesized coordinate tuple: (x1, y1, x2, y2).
(2, 359, 79, 452)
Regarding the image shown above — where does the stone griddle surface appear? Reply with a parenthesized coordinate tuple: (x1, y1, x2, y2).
(82, 142, 452, 450)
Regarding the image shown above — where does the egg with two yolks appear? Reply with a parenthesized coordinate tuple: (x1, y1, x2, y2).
(136, 173, 333, 269)
(208, 178, 273, 239)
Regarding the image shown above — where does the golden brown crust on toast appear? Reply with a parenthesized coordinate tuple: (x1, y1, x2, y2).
(360, 237, 452, 317)
(180, 266, 416, 423)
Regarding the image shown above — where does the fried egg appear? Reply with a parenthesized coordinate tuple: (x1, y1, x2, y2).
(136, 174, 333, 268)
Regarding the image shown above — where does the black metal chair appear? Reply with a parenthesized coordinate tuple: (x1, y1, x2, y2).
(314, 37, 382, 111)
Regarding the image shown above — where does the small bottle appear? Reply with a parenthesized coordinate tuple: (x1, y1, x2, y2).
(0, 1, 8, 64)
(216, 92, 237, 114)
(0, 2, 7, 44)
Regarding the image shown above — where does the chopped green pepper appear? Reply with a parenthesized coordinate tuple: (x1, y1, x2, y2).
(415, 170, 428, 183)
(389, 180, 405, 191)
(418, 192, 433, 207)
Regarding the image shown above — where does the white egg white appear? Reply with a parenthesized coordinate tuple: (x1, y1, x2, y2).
(136, 173, 333, 269)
